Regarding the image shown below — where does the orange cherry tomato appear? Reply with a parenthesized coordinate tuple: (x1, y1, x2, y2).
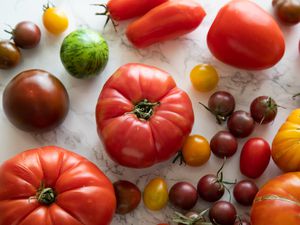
(43, 5, 68, 35)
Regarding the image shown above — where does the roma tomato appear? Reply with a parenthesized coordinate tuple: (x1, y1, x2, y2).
(43, 4, 68, 35)
(182, 135, 211, 167)
(190, 64, 219, 92)
(251, 172, 300, 225)
(96, 63, 194, 168)
(126, 0, 206, 48)
(272, 109, 300, 172)
(97, 0, 168, 21)
(0, 146, 116, 225)
(143, 178, 168, 211)
(207, 0, 285, 70)
(240, 138, 271, 179)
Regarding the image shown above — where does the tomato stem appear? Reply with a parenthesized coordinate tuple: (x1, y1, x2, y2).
(172, 150, 186, 165)
(43, 1, 55, 11)
(199, 102, 227, 124)
(35, 181, 56, 205)
(92, 4, 118, 32)
(131, 99, 160, 121)
(172, 210, 212, 225)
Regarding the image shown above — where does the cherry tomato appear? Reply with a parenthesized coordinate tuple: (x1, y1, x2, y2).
(43, 5, 68, 35)
(201, 91, 235, 124)
(143, 177, 168, 211)
(210, 131, 238, 158)
(113, 180, 141, 214)
(10, 21, 41, 49)
(227, 111, 255, 138)
(250, 96, 278, 124)
(190, 64, 219, 92)
(0, 40, 21, 69)
(240, 138, 271, 178)
(197, 174, 224, 202)
(209, 201, 237, 225)
(169, 182, 198, 210)
(2, 69, 69, 132)
(182, 135, 211, 167)
(273, 0, 300, 25)
(233, 180, 258, 206)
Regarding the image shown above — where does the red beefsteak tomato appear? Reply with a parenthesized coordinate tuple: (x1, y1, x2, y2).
(251, 172, 300, 225)
(96, 63, 194, 168)
(0, 146, 116, 225)
(207, 0, 285, 70)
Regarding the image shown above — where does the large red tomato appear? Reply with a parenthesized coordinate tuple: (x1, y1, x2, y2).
(207, 0, 285, 70)
(251, 172, 300, 225)
(96, 63, 194, 168)
(0, 146, 116, 225)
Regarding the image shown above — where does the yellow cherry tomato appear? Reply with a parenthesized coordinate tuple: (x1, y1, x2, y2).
(182, 135, 211, 167)
(190, 64, 219, 92)
(143, 177, 168, 211)
(43, 6, 68, 35)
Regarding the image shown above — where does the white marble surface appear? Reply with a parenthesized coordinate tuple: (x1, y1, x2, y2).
(0, 0, 300, 224)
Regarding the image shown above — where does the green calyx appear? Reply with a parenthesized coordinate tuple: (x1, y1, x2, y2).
(132, 99, 160, 121)
(34, 181, 56, 205)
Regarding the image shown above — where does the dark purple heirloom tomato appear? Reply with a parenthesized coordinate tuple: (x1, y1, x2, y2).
(227, 111, 255, 138)
(210, 131, 238, 158)
(169, 182, 198, 210)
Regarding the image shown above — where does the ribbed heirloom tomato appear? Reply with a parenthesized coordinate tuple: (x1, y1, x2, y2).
(0, 146, 116, 225)
(96, 63, 194, 168)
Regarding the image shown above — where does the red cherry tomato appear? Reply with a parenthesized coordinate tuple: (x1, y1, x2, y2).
(207, 0, 285, 70)
(240, 138, 271, 178)
(126, 0, 206, 48)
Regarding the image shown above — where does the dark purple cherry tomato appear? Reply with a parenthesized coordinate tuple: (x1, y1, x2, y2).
(113, 180, 141, 214)
(272, 0, 300, 25)
(210, 131, 238, 158)
(3, 69, 69, 132)
(200, 91, 235, 124)
(250, 96, 277, 124)
(197, 174, 224, 202)
(227, 111, 255, 138)
(209, 201, 237, 225)
(10, 21, 41, 49)
(0, 40, 21, 69)
(233, 180, 258, 206)
(169, 182, 198, 210)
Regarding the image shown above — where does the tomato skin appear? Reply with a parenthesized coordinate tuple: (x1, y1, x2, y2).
(0, 41, 21, 69)
(182, 135, 211, 167)
(126, 0, 206, 48)
(272, 109, 300, 172)
(0, 146, 116, 225)
(107, 0, 168, 21)
(96, 63, 194, 168)
(240, 138, 271, 179)
(251, 172, 300, 225)
(207, 0, 285, 70)
(190, 64, 219, 92)
(143, 178, 168, 211)
(43, 7, 68, 35)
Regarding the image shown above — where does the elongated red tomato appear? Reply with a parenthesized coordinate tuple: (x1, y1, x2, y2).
(96, 63, 194, 168)
(106, 0, 168, 21)
(207, 0, 285, 70)
(0, 146, 116, 225)
(126, 0, 206, 48)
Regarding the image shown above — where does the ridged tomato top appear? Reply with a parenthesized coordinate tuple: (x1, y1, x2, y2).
(96, 63, 194, 168)
(0, 146, 116, 225)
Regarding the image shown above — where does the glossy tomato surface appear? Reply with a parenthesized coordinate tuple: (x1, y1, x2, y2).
(3, 69, 69, 132)
(0, 146, 116, 225)
(251, 172, 300, 225)
(207, 0, 285, 70)
(0, 40, 21, 69)
(96, 63, 194, 168)
(143, 178, 168, 211)
(272, 108, 300, 172)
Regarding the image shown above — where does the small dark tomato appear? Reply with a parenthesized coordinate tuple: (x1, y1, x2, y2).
(250, 96, 277, 124)
(11, 21, 41, 49)
(169, 182, 198, 210)
(113, 180, 141, 214)
(209, 201, 237, 225)
(272, 0, 300, 25)
(3, 69, 69, 132)
(0, 40, 21, 69)
(210, 131, 238, 158)
(227, 111, 255, 138)
(197, 174, 224, 202)
(233, 180, 258, 206)
(200, 91, 235, 124)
